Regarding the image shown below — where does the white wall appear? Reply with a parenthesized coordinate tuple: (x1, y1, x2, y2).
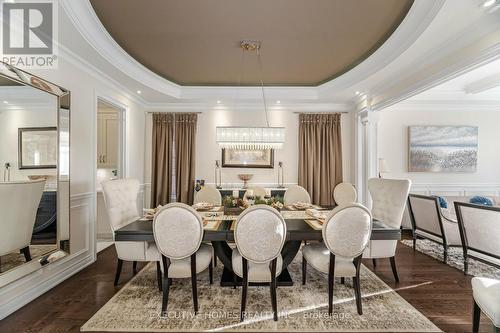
(143, 107, 352, 206)
(377, 107, 500, 189)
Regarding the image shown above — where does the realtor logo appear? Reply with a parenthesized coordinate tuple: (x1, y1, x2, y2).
(1, 0, 58, 68)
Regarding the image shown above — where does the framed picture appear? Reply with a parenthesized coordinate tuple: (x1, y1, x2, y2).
(18, 127, 58, 169)
(408, 126, 478, 172)
(222, 149, 274, 168)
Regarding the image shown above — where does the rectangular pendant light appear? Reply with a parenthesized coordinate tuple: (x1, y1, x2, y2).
(216, 126, 285, 150)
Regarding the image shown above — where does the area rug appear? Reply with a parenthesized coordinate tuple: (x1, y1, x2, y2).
(81, 253, 440, 332)
(0, 244, 57, 273)
(401, 239, 500, 279)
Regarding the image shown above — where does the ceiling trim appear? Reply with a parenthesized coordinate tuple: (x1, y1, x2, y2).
(465, 72, 500, 94)
(145, 102, 354, 113)
(60, 0, 442, 102)
(383, 98, 500, 112)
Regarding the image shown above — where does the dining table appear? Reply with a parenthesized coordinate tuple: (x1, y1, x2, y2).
(114, 206, 401, 286)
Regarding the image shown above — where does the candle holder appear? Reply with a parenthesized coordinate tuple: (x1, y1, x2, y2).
(277, 161, 284, 188)
(214, 160, 222, 189)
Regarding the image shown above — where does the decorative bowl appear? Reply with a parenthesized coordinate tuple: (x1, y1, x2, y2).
(238, 174, 253, 188)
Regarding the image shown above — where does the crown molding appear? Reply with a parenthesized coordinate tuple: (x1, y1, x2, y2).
(384, 98, 500, 112)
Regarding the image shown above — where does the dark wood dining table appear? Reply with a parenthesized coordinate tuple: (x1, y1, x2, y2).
(115, 214, 400, 287)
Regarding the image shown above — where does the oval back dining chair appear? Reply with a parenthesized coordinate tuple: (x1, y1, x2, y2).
(363, 178, 411, 282)
(194, 185, 222, 206)
(283, 185, 311, 205)
(233, 205, 287, 321)
(0, 180, 45, 266)
(153, 203, 213, 314)
(333, 182, 357, 206)
(101, 178, 160, 286)
(302, 203, 372, 315)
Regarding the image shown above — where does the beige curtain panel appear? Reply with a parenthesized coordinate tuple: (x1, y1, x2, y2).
(151, 113, 174, 207)
(175, 113, 197, 204)
(298, 113, 343, 206)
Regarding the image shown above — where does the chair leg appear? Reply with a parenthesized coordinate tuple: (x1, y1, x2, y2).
(156, 261, 162, 291)
(473, 299, 481, 333)
(191, 253, 198, 314)
(133, 261, 138, 275)
(340, 277, 345, 284)
(353, 276, 362, 315)
(270, 258, 278, 321)
(443, 245, 448, 263)
(161, 256, 170, 314)
(389, 256, 399, 282)
(413, 237, 417, 251)
(209, 258, 213, 284)
(114, 259, 123, 286)
(20, 246, 31, 262)
(464, 254, 469, 275)
(328, 253, 335, 315)
(372, 259, 377, 268)
(302, 255, 307, 285)
(240, 257, 248, 322)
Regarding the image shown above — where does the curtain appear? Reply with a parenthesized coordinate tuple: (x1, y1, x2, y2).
(150, 113, 174, 207)
(298, 113, 343, 206)
(175, 113, 197, 204)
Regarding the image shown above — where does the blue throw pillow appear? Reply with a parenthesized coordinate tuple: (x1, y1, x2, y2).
(470, 196, 493, 206)
(436, 196, 448, 209)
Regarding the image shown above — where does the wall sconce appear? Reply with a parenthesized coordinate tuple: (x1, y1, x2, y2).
(214, 160, 222, 189)
(277, 161, 284, 188)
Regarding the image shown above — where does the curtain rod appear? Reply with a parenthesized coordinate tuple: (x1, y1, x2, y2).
(145, 111, 203, 114)
(293, 111, 349, 114)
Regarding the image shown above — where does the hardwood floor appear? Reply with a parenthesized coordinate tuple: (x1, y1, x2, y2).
(0, 242, 495, 333)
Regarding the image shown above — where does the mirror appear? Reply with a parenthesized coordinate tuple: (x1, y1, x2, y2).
(0, 62, 70, 286)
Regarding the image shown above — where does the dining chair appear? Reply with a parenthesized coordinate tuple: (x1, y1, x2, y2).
(363, 178, 411, 282)
(194, 185, 222, 206)
(0, 180, 45, 268)
(407, 194, 462, 263)
(101, 178, 160, 287)
(243, 186, 267, 201)
(471, 277, 500, 333)
(232, 205, 287, 321)
(333, 182, 357, 206)
(283, 185, 311, 205)
(302, 203, 372, 315)
(153, 203, 213, 314)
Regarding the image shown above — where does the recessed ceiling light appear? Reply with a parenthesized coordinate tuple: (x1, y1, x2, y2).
(483, 0, 496, 7)
(2, 101, 8, 104)
(137, 90, 142, 94)
(276, 100, 281, 104)
(355, 91, 360, 95)
(217, 100, 221, 104)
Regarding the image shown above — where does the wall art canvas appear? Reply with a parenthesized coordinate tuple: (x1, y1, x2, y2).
(408, 126, 478, 172)
(222, 149, 274, 168)
(18, 127, 57, 169)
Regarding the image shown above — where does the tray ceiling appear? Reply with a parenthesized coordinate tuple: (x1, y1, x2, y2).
(90, 0, 413, 86)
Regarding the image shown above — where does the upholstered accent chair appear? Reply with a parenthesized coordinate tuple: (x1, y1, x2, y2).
(407, 194, 462, 263)
(363, 178, 411, 282)
(194, 185, 222, 206)
(472, 277, 500, 333)
(101, 178, 160, 286)
(302, 203, 372, 315)
(0, 180, 45, 267)
(283, 185, 311, 205)
(455, 202, 500, 274)
(232, 205, 287, 321)
(153, 203, 213, 314)
(243, 186, 267, 201)
(333, 182, 357, 206)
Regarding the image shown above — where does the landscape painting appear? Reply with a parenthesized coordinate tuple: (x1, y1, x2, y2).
(409, 126, 478, 172)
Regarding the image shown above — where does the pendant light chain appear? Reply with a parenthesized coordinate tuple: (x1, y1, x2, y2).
(257, 48, 270, 128)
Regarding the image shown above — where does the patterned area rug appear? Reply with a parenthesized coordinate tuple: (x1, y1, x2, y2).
(0, 244, 57, 273)
(401, 239, 500, 279)
(81, 253, 440, 332)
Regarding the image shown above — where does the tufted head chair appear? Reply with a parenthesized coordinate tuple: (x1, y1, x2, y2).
(243, 186, 267, 201)
(193, 185, 222, 206)
(368, 178, 411, 229)
(101, 178, 141, 232)
(333, 182, 357, 206)
(153, 203, 204, 260)
(235, 205, 286, 264)
(284, 185, 311, 205)
(0, 180, 45, 257)
(323, 203, 372, 259)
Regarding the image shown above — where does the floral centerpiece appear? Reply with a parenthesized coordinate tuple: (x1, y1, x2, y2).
(222, 196, 247, 215)
(254, 195, 284, 211)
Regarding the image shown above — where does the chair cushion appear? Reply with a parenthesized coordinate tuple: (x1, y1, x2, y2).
(470, 196, 494, 206)
(160, 243, 212, 278)
(232, 248, 283, 283)
(115, 241, 159, 261)
(302, 243, 356, 277)
(472, 277, 500, 326)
